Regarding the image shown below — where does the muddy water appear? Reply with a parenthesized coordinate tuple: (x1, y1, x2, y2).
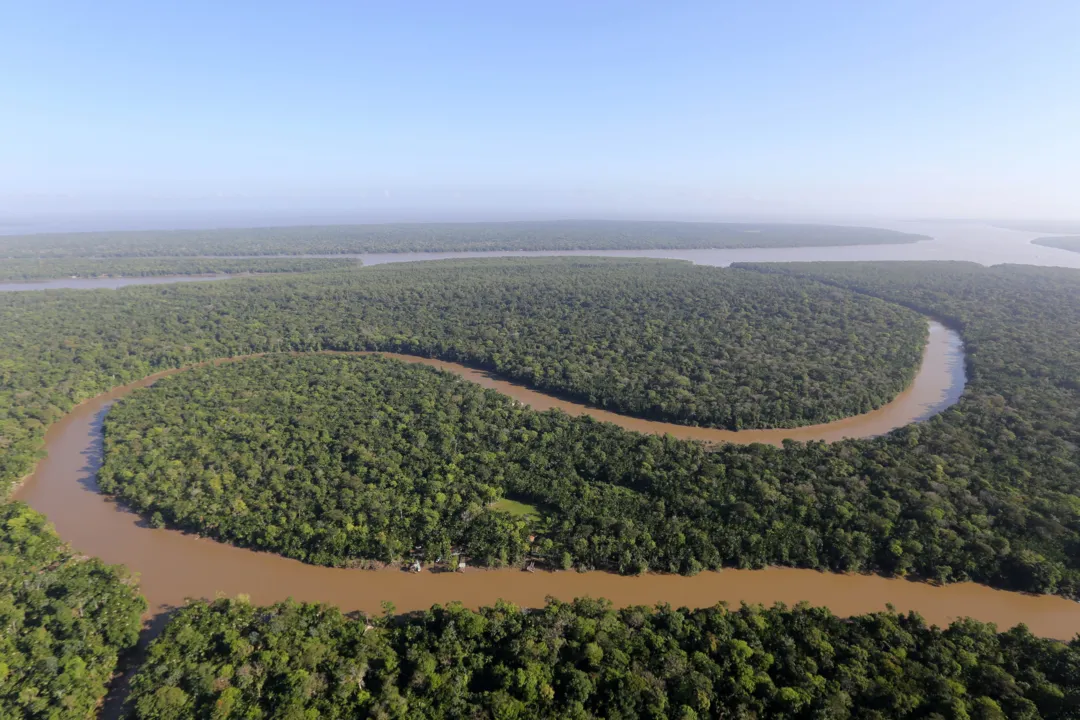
(16, 323, 1080, 640)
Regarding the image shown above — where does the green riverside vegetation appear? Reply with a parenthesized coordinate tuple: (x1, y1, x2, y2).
(0, 220, 925, 257)
(0, 258, 927, 503)
(6, 256, 1080, 717)
(96, 351, 965, 576)
(0, 257, 361, 282)
(1, 259, 1079, 592)
(738, 261, 1080, 594)
(0, 503, 145, 719)
(125, 596, 1080, 720)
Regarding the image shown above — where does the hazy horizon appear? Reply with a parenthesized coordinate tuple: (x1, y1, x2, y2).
(4, 2, 1078, 223)
(2, 208, 1077, 239)
(0, 210, 909, 238)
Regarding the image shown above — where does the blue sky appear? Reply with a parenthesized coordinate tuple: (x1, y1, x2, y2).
(2, 1, 1078, 220)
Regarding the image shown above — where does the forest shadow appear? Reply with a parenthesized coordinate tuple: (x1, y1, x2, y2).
(75, 404, 110, 495)
(99, 606, 181, 720)
(77, 403, 162, 530)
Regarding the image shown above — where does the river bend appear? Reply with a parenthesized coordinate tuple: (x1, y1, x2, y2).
(16, 321, 1080, 640)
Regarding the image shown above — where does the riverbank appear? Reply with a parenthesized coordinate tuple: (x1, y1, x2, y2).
(19, 327, 1079, 643)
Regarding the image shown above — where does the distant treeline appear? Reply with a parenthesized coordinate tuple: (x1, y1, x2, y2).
(1031, 236, 1080, 255)
(0, 256, 361, 281)
(125, 596, 1080, 720)
(0, 220, 926, 257)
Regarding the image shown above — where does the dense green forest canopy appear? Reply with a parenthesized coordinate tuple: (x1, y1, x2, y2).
(735, 261, 1080, 594)
(0, 502, 145, 720)
(0, 220, 926, 258)
(1031, 236, 1080, 255)
(10, 256, 1080, 719)
(4, 259, 1080, 595)
(0, 259, 928, 493)
(96, 353, 966, 578)
(0, 257, 361, 282)
(100, 355, 544, 568)
(283, 259, 922, 430)
(126, 596, 1080, 720)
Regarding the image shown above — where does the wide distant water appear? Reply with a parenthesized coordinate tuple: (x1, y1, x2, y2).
(0, 274, 232, 292)
(0, 222, 1077, 292)
(354, 221, 1080, 268)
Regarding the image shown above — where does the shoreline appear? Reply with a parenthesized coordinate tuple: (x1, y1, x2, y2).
(16, 325, 1079, 644)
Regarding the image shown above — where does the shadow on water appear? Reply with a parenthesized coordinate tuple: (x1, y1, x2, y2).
(72, 402, 177, 719)
(76, 404, 110, 494)
(908, 329, 967, 424)
(77, 404, 157, 531)
(100, 607, 181, 720)
(80, 399, 223, 535)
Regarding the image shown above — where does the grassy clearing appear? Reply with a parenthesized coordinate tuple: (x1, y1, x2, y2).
(490, 497, 543, 520)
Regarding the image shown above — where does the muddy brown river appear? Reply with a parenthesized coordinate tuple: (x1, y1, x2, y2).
(14, 320, 1080, 641)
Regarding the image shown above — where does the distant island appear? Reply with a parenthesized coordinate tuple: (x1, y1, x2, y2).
(995, 221, 1080, 234)
(1031, 236, 1080, 254)
(0, 220, 927, 258)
